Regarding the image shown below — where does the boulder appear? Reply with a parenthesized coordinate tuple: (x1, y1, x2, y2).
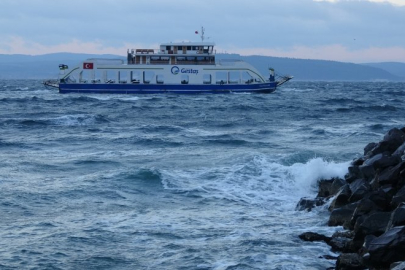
(331, 178, 346, 195)
(351, 198, 381, 226)
(373, 153, 401, 170)
(296, 197, 326, 211)
(329, 234, 353, 252)
(329, 184, 352, 211)
(392, 186, 405, 208)
(364, 142, 377, 156)
(299, 232, 331, 243)
(393, 142, 405, 157)
(359, 163, 376, 180)
(329, 202, 359, 228)
(317, 177, 346, 198)
(367, 226, 405, 268)
(377, 161, 405, 186)
(386, 203, 405, 230)
(354, 212, 392, 240)
(336, 253, 365, 270)
(349, 179, 371, 203)
(317, 179, 335, 198)
(367, 189, 392, 211)
(371, 128, 405, 156)
(391, 261, 405, 270)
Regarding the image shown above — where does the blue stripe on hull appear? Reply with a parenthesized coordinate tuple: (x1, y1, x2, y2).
(59, 83, 277, 94)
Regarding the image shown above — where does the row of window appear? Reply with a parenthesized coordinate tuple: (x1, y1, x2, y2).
(78, 70, 258, 84)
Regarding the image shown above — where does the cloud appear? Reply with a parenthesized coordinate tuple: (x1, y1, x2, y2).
(231, 45, 405, 63)
(0, 0, 404, 63)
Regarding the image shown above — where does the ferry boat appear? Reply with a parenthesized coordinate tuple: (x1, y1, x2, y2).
(44, 30, 292, 94)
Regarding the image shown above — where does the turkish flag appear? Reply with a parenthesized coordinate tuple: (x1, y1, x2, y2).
(83, 63, 94, 69)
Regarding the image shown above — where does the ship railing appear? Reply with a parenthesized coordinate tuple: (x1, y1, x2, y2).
(130, 49, 216, 55)
(86, 58, 124, 65)
(217, 59, 243, 66)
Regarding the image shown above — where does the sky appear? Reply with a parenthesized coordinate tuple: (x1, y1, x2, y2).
(1, 0, 404, 63)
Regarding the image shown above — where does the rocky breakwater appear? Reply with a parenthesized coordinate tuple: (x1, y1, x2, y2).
(297, 127, 405, 270)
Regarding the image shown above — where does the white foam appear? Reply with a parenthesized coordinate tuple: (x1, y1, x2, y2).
(160, 155, 350, 210)
(288, 157, 350, 195)
(51, 114, 98, 126)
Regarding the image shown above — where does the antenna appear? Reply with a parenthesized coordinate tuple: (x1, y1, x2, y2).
(200, 26, 205, 42)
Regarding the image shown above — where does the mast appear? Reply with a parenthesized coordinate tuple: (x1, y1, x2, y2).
(200, 26, 205, 42)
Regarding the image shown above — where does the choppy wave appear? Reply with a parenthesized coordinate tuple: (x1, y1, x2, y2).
(1, 80, 405, 269)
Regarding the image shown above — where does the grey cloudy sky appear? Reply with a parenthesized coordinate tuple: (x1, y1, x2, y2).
(1, 0, 404, 63)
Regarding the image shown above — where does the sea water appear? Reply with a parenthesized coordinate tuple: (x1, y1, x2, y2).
(1, 80, 404, 269)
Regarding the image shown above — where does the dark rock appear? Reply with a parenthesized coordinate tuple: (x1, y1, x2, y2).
(364, 142, 377, 156)
(367, 226, 405, 268)
(317, 179, 334, 198)
(378, 161, 405, 186)
(299, 232, 331, 243)
(352, 158, 365, 166)
(329, 235, 353, 252)
(371, 128, 405, 156)
(336, 253, 365, 270)
(329, 184, 352, 211)
(354, 212, 392, 241)
(329, 202, 359, 228)
(359, 163, 376, 180)
(349, 179, 371, 203)
(362, 234, 377, 251)
(386, 203, 405, 230)
(391, 261, 405, 270)
(331, 178, 346, 195)
(321, 254, 338, 260)
(363, 153, 383, 167)
(351, 198, 381, 226)
(392, 186, 405, 208)
(317, 178, 347, 198)
(393, 142, 405, 157)
(372, 153, 402, 170)
(295, 197, 326, 211)
(367, 189, 392, 211)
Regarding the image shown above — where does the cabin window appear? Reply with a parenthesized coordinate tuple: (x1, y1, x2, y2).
(228, 71, 240, 84)
(166, 46, 171, 51)
(131, 71, 141, 83)
(181, 74, 189, 84)
(156, 74, 164, 84)
(92, 70, 102, 83)
(178, 46, 183, 50)
(118, 71, 128, 83)
(105, 71, 117, 83)
(143, 71, 155, 84)
(187, 46, 191, 50)
(79, 70, 90, 83)
(215, 72, 227, 84)
(242, 71, 254, 84)
(203, 74, 211, 84)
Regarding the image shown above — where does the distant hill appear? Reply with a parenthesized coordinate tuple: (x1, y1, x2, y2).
(362, 62, 405, 80)
(0, 52, 403, 81)
(217, 54, 403, 81)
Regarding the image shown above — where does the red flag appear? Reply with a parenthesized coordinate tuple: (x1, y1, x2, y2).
(83, 63, 94, 69)
(195, 31, 198, 34)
